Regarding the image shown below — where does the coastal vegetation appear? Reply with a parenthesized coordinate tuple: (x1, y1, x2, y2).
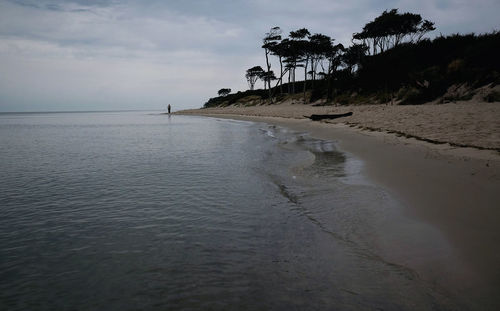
(217, 88, 232, 96)
(205, 9, 500, 108)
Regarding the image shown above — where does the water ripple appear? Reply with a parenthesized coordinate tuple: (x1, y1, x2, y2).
(0, 112, 465, 310)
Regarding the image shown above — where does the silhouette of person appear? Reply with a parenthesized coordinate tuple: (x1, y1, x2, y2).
(168, 104, 171, 114)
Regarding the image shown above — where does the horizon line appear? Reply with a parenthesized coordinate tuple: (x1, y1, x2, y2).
(0, 109, 166, 114)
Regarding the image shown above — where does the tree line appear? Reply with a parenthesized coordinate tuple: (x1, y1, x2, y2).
(240, 8, 435, 103)
(209, 8, 499, 107)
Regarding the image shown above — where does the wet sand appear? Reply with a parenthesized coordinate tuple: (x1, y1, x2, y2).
(178, 104, 500, 309)
(180, 101, 500, 150)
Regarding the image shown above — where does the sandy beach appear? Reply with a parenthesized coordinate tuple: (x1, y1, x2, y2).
(181, 100, 500, 150)
(179, 101, 500, 308)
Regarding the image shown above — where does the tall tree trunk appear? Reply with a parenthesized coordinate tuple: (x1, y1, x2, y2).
(303, 57, 308, 103)
(264, 49, 272, 90)
(268, 77, 272, 103)
(269, 68, 288, 100)
(326, 61, 333, 102)
(311, 58, 315, 90)
(287, 70, 291, 94)
(279, 56, 283, 94)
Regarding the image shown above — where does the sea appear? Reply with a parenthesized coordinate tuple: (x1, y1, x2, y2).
(0, 111, 468, 310)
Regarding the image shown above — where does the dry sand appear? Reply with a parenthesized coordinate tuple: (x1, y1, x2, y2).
(180, 100, 500, 150)
(178, 101, 500, 308)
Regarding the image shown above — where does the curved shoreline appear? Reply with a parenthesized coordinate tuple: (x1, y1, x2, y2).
(177, 109, 500, 309)
(178, 101, 500, 153)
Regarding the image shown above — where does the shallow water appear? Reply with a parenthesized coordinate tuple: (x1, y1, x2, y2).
(0, 111, 465, 310)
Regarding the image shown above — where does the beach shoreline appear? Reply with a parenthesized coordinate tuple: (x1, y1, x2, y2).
(177, 104, 500, 308)
(179, 101, 500, 151)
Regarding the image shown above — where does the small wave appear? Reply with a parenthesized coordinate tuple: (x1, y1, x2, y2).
(259, 128, 276, 139)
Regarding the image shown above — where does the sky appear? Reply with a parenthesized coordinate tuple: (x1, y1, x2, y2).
(0, 0, 499, 112)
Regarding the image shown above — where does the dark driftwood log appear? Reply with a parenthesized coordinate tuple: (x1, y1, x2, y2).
(305, 112, 353, 121)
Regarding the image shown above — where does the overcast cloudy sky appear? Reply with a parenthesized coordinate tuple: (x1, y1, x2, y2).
(0, 0, 499, 112)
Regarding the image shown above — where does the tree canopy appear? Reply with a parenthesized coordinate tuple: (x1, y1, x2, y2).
(206, 16, 500, 109)
(353, 9, 435, 54)
(245, 66, 265, 90)
(209, 8, 446, 106)
(217, 88, 231, 96)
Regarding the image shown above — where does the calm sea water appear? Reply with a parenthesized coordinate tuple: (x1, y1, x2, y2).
(0, 111, 464, 310)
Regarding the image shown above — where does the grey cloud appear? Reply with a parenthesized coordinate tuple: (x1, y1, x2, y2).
(0, 0, 247, 56)
(1, 0, 499, 112)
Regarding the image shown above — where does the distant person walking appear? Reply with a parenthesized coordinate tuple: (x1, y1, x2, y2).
(168, 104, 171, 114)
